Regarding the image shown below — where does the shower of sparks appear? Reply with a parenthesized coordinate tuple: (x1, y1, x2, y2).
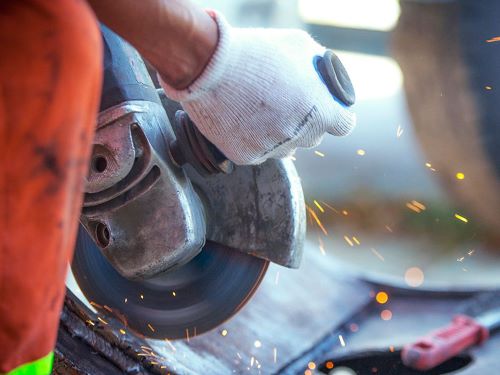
(273, 348, 277, 363)
(371, 248, 385, 261)
(97, 317, 108, 325)
(352, 236, 361, 245)
(339, 335, 346, 347)
(306, 206, 328, 235)
(275, 271, 280, 285)
(455, 213, 469, 223)
(119, 329, 126, 335)
(486, 36, 500, 43)
(344, 236, 354, 246)
(318, 237, 326, 255)
(397, 125, 404, 138)
(254, 340, 262, 348)
(385, 225, 393, 233)
(313, 200, 325, 213)
(314, 150, 325, 157)
(356, 149, 366, 156)
(321, 201, 340, 214)
(456, 172, 465, 180)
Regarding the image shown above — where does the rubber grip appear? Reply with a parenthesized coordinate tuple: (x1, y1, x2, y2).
(401, 314, 489, 371)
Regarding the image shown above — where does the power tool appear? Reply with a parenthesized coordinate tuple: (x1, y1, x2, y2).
(71, 26, 354, 340)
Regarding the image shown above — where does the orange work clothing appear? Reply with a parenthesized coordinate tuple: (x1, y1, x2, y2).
(0, 0, 102, 372)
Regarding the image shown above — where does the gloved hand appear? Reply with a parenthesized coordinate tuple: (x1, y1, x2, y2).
(160, 11, 356, 165)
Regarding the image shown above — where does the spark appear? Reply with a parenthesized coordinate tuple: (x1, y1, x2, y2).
(254, 340, 262, 348)
(275, 271, 280, 285)
(86, 320, 95, 326)
(90, 301, 102, 309)
(221, 329, 228, 336)
(273, 348, 277, 363)
(97, 317, 108, 325)
(251, 357, 255, 367)
(455, 213, 469, 223)
(411, 200, 426, 210)
(306, 205, 328, 235)
(375, 291, 389, 304)
(381, 309, 392, 321)
(339, 335, 346, 347)
(357, 149, 366, 156)
(119, 329, 126, 335)
(103, 305, 113, 313)
(342, 210, 349, 216)
(140, 294, 144, 300)
(352, 236, 361, 245)
(468, 249, 475, 256)
(485, 86, 492, 90)
(318, 237, 326, 255)
(313, 200, 325, 213)
(397, 125, 404, 138)
(237, 352, 242, 359)
(456, 172, 465, 180)
(321, 201, 340, 214)
(385, 225, 393, 233)
(326, 361, 334, 369)
(305, 370, 312, 375)
(150, 362, 158, 365)
(344, 236, 354, 246)
(463, 268, 468, 272)
(457, 257, 465, 262)
(314, 150, 325, 157)
(124, 298, 128, 303)
(308, 362, 316, 370)
(486, 36, 500, 43)
(370, 248, 385, 262)
(406, 202, 422, 213)
(172, 291, 176, 297)
(164, 339, 176, 351)
(290, 156, 296, 161)
(185, 328, 190, 342)
(425, 162, 432, 168)
(148, 323, 155, 332)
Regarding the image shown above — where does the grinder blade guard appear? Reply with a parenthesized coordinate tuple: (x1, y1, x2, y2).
(71, 26, 305, 339)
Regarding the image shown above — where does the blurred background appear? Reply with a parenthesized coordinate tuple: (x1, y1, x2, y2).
(194, 0, 500, 290)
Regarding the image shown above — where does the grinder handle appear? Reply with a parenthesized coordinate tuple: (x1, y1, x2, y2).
(401, 314, 489, 371)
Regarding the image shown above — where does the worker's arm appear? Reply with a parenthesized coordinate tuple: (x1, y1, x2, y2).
(87, 0, 218, 89)
(88, 1, 356, 165)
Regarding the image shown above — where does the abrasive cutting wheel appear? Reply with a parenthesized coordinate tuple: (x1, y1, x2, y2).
(72, 225, 268, 340)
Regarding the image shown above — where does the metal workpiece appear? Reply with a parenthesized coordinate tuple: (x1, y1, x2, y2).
(81, 100, 206, 279)
(187, 158, 306, 268)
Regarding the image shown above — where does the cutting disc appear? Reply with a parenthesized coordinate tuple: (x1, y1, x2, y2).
(72, 225, 269, 339)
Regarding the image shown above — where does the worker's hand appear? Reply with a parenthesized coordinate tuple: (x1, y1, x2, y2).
(160, 11, 356, 165)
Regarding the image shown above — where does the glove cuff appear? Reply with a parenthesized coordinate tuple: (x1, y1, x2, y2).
(159, 10, 233, 102)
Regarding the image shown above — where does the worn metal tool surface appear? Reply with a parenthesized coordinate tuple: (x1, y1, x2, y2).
(70, 26, 309, 339)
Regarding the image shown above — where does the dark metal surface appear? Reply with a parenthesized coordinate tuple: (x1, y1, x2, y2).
(72, 225, 268, 339)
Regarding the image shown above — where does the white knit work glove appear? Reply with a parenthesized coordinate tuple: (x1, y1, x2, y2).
(160, 11, 356, 165)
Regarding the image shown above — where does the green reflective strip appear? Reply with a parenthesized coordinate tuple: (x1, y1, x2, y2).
(4, 352, 53, 375)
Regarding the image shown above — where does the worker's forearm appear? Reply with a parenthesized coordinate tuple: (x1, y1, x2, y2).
(87, 0, 218, 89)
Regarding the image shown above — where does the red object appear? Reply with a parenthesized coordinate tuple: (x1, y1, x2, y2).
(401, 314, 489, 371)
(0, 0, 102, 372)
